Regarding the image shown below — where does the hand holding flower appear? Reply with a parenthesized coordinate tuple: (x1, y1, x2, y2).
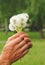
(0, 32, 32, 65)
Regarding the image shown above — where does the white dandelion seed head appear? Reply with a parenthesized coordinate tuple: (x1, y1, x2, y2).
(10, 15, 18, 25)
(9, 13, 29, 32)
(17, 13, 29, 22)
(9, 24, 15, 31)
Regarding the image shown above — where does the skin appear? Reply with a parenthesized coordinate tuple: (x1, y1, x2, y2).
(0, 32, 32, 65)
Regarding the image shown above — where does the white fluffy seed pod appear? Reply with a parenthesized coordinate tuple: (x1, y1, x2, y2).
(9, 13, 29, 32)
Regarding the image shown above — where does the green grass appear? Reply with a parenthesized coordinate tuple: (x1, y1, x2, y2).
(0, 31, 14, 41)
(0, 32, 45, 65)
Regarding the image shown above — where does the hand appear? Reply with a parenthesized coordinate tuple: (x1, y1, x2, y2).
(0, 32, 32, 64)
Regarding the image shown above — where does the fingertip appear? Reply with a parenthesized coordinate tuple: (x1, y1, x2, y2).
(24, 37, 31, 43)
(20, 34, 28, 40)
(28, 42, 32, 49)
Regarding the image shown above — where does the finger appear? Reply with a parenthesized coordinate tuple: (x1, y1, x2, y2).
(10, 40, 26, 57)
(7, 37, 24, 47)
(16, 44, 29, 54)
(11, 49, 28, 63)
(18, 49, 28, 59)
(15, 49, 28, 62)
(10, 44, 29, 60)
(8, 32, 25, 41)
(20, 34, 28, 40)
(13, 40, 26, 50)
(27, 42, 32, 48)
(24, 37, 31, 43)
(17, 41, 32, 54)
(7, 33, 29, 46)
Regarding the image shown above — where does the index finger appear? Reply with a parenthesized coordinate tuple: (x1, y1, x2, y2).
(8, 32, 25, 41)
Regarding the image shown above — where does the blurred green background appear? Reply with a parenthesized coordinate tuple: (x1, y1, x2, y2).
(0, 0, 45, 65)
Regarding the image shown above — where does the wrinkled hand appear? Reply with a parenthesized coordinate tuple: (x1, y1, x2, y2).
(0, 32, 32, 64)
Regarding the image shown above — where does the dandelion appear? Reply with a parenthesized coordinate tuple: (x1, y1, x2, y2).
(9, 13, 29, 32)
(9, 24, 15, 31)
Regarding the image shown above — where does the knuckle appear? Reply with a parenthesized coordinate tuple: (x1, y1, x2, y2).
(24, 38, 31, 43)
(20, 34, 28, 39)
